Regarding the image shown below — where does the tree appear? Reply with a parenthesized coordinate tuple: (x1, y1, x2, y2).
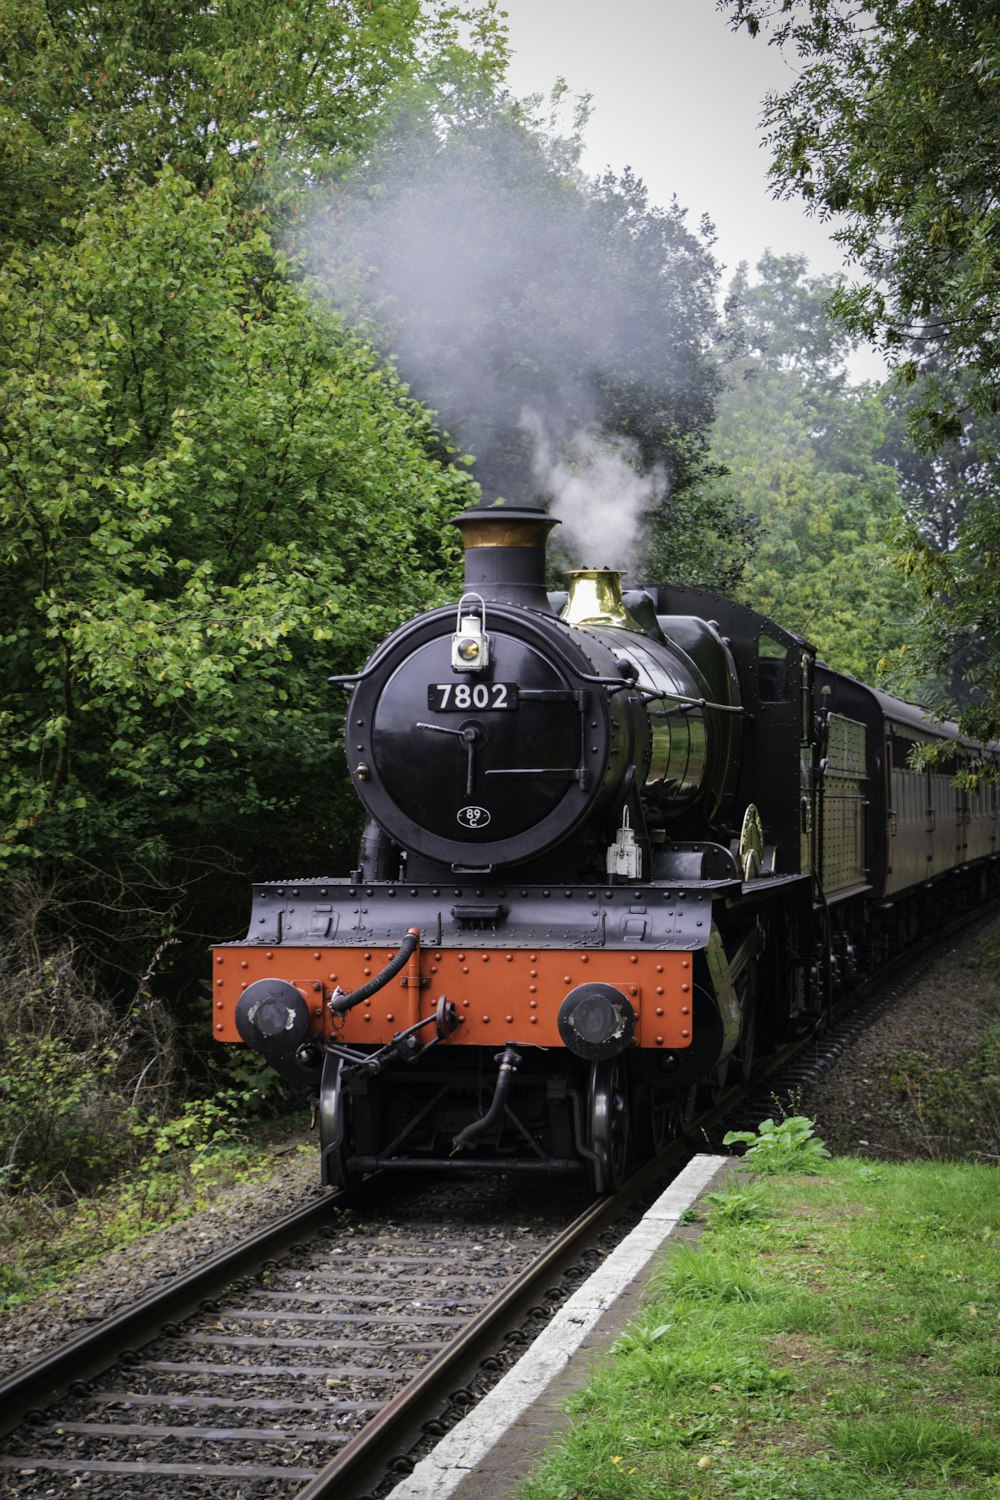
(0, 172, 472, 973)
(722, 0, 1000, 437)
(723, 1, 1000, 737)
(0, 0, 507, 247)
(0, 0, 514, 985)
(702, 254, 920, 682)
(877, 383, 1000, 732)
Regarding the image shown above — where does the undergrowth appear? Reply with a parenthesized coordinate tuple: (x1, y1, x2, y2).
(0, 874, 294, 1202)
(0, 874, 308, 1309)
(0, 1123, 311, 1311)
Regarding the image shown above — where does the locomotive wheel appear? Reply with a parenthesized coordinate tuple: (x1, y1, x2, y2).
(666, 1084, 698, 1139)
(703, 1057, 731, 1108)
(730, 970, 759, 1084)
(631, 1078, 693, 1156)
(587, 1057, 630, 1193)
(318, 1055, 360, 1192)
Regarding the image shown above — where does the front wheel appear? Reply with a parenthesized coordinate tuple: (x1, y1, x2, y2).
(630, 1077, 696, 1157)
(318, 1055, 360, 1191)
(586, 1056, 630, 1193)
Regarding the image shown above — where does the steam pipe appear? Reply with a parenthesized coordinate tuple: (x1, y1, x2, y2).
(329, 928, 420, 1015)
(452, 1046, 522, 1152)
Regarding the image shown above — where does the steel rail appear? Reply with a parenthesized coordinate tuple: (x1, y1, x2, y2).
(0, 1193, 341, 1438)
(296, 903, 1000, 1497)
(0, 1155, 694, 1496)
(292, 1142, 693, 1500)
(2, 900, 993, 1490)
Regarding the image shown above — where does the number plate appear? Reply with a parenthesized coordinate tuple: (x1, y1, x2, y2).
(427, 682, 519, 711)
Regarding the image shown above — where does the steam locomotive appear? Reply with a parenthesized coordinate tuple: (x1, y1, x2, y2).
(212, 506, 1000, 1191)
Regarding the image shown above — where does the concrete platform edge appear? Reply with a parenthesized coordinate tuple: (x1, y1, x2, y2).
(385, 1153, 731, 1500)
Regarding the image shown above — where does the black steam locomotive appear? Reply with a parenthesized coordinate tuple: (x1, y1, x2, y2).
(213, 507, 1000, 1191)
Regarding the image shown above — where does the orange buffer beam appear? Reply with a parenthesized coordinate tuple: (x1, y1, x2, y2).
(211, 944, 694, 1051)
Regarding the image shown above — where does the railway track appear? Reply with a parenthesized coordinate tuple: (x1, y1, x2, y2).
(0, 1167, 648, 1499)
(2, 904, 993, 1498)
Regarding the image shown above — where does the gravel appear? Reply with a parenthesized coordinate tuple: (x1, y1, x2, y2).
(804, 910, 1000, 1161)
(0, 1135, 324, 1382)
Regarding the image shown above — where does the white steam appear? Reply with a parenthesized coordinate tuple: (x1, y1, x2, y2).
(307, 109, 717, 562)
(521, 410, 668, 571)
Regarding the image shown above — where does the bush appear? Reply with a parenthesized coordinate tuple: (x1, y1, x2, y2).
(0, 1034, 135, 1196)
(0, 875, 178, 1199)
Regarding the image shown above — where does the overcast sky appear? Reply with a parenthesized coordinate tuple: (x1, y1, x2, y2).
(499, 0, 849, 286)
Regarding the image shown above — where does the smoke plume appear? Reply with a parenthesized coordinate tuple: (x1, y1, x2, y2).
(309, 106, 719, 566)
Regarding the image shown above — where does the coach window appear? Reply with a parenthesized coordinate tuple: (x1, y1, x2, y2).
(758, 632, 789, 702)
(891, 733, 917, 770)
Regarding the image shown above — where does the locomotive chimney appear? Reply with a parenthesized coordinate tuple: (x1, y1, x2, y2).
(451, 506, 559, 611)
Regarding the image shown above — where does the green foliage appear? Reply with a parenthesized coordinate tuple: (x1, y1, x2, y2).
(723, 1115, 831, 1174)
(704, 254, 921, 682)
(878, 447, 1000, 739)
(0, 171, 471, 945)
(723, 0, 1000, 427)
(723, 2, 1000, 738)
(204, 1038, 296, 1116)
(0, 0, 511, 997)
(0, 1035, 133, 1195)
(130, 1090, 248, 1166)
(703, 1185, 769, 1225)
(0, 0, 507, 244)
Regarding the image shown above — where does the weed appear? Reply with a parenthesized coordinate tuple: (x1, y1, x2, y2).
(703, 1186, 769, 1224)
(723, 1115, 831, 1174)
(651, 1241, 771, 1304)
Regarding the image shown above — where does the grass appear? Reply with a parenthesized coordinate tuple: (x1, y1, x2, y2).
(514, 1155, 1000, 1500)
